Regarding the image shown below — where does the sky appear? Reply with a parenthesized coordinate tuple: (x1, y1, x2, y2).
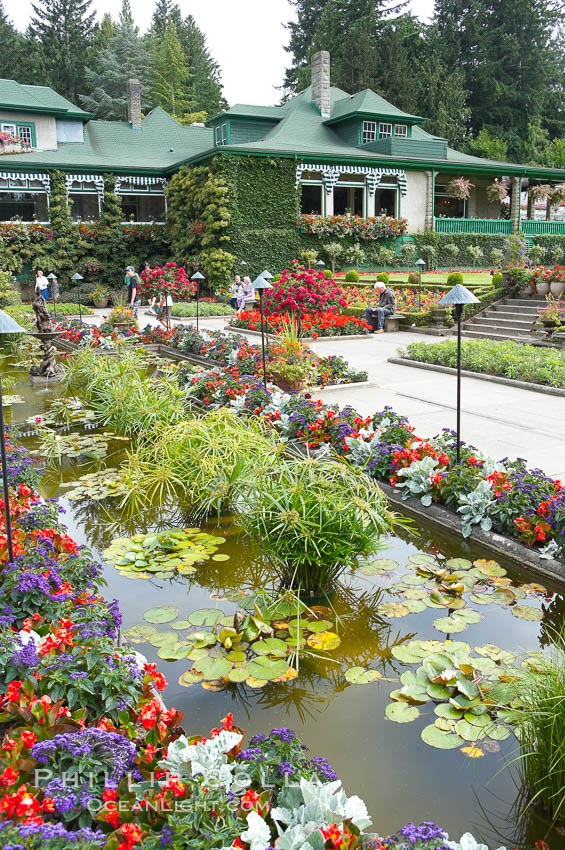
(5, 0, 435, 105)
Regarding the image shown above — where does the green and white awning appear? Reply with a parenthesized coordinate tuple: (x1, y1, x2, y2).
(65, 174, 105, 200)
(296, 163, 407, 196)
(0, 171, 50, 193)
(115, 176, 167, 193)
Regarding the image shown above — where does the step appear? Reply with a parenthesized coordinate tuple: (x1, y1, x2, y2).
(489, 308, 541, 319)
(489, 305, 543, 317)
(469, 318, 535, 332)
(508, 298, 547, 307)
(462, 329, 537, 343)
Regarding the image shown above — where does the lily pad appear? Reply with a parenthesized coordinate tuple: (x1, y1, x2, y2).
(144, 606, 179, 624)
(399, 685, 429, 705)
(511, 605, 542, 621)
(252, 638, 288, 658)
(433, 616, 469, 634)
(408, 554, 436, 565)
(469, 593, 493, 605)
(491, 589, 516, 606)
(178, 670, 204, 686)
(403, 599, 427, 614)
(378, 602, 411, 618)
(421, 724, 464, 749)
(461, 745, 485, 758)
(122, 624, 156, 643)
(385, 702, 420, 723)
(427, 683, 453, 700)
(246, 656, 291, 681)
(434, 704, 464, 720)
(306, 631, 341, 651)
(456, 719, 487, 742)
(212, 554, 230, 562)
(194, 656, 233, 681)
(170, 620, 191, 630)
(246, 677, 268, 688)
(475, 560, 507, 578)
(446, 558, 473, 570)
(306, 620, 334, 633)
(345, 667, 382, 685)
(227, 666, 250, 683)
(188, 609, 223, 627)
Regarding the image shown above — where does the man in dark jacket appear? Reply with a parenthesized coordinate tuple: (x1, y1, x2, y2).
(363, 283, 397, 333)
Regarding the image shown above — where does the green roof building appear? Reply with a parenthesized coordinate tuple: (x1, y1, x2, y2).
(1, 57, 565, 238)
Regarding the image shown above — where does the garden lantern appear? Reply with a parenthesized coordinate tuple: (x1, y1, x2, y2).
(415, 258, 426, 312)
(438, 284, 479, 463)
(71, 272, 83, 321)
(0, 310, 27, 561)
(253, 273, 273, 389)
(260, 270, 273, 280)
(316, 260, 325, 268)
(191, 271, 205, 331)
(47, 273, 58, 318)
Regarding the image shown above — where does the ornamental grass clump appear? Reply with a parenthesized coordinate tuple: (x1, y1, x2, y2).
(239, 456, 398, 593)
(510, 629, 565, 824)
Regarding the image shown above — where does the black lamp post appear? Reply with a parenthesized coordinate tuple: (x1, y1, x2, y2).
(438, 283, 479, 463)
(47, 273, 58, 318)
(191, 272, 205, 331)
(71, 272, 83, 321)
(0, 310, 27, 561)
(415, 258, 426, 312)
(253, 273, 273, 388)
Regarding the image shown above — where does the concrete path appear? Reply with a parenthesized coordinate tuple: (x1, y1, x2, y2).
(81, 309, 565, 479)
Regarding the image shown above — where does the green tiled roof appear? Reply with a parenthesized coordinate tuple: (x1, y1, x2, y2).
(324, 89, 424, 125)
(207, 103, 286, 126)
(0, 78, 91, 118)
(0, 107, 214, 173)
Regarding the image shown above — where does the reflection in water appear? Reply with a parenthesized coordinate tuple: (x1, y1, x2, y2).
(7, 357, 565, 850)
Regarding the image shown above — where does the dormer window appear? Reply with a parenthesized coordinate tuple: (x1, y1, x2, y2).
(362, 121, 377, 144)
(379, 123, 392, 138)
(214, 124, 228, 146)
(395, 124, 408, 138)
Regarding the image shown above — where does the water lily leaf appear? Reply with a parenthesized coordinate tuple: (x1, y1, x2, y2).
(399, 685, 429, 705)
(212, 553, 230, 562)
(446, 558, 473, 570)
(194, 656, 233, 681)
(511, 605, 542, 621)
(158, 643, 190, 661)
(391, 643, 428, 664)
(469, 593, 493, 605)
(488, 724, 511, 741)
(408, 554, 436, 565)
(427, 683, 453, 700)
(186, 647, 209, 662)
(403, 599, 427, 614)
(433, 616, 468, 634)
(401, 574, 428, 586)
(225, 650, 247, 663)
(144, 606, 179, 624)
(306, 620, 334, 633)
(171, 620, 191, 630)
(455, 677, 481, 700)
(253, 638, 288, 658)
(435, 704, 464, 720)
(274, 667, 298, 682)
(455, 720, 487, 742)
(386, 702, 420, 723)
(188, 631, 217, 648)
(475, 560, 507, 577)
(461, 745, 485, 758)
(345, 667, 382, 685)
(246, 656, 291, 681)
(361, 557, 399, 573)
(201, 681, 226, 692)
(474, 644, 516, 664)
(122, 624, 156, 643)
(491, 589, 516, 606)
(378, 602, 411, 618)
(188, 609, 223, 627)
(455, 609, 482, 624)
(306, 631, 341, 651)
(434, 717, 457, 733)
(149, 632, 178, 647)
(246, 677, 268, 688)
(421, 724, 464, 749)
(227, 666, 250, 683)
(402, 588, 428, 601)
(178, 670, 204, 686)
(464, 711, 490, 728)
(400, 671, 418, 686)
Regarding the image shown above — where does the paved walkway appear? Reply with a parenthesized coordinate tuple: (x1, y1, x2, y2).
(82, 309, 564, 479)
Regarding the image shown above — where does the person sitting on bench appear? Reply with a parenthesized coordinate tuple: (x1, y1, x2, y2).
(363, 282, 397, 334)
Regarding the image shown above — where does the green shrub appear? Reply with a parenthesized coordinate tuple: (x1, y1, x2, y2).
(171, 302, 233, 318)
(446, 272, 464, 287)
(0, 270, 21, 308)
(324, 269, 333, 279)
(407, 271, 421, 285)
(492, 272, 503, 287)
(376, 272, 390, 285)
(345, 270, 360, 282)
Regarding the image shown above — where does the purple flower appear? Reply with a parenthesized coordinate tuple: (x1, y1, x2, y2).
(279, 761, 294, 776)
(310, 755, 338, 781)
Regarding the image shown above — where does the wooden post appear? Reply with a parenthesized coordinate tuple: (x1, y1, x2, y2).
(425, 170, 434, 232)
(510, 176, 521, 233)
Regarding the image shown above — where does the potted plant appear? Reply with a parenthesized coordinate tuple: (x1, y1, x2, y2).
(92, 284, 109, 309)
(533, 296, 565, 334)
(268, 316, 317, 392)
(549, 265, 565, 299)
(239, 456, 398, 596)
(446, 176, 475, 200)
(109, 305, 137, 330)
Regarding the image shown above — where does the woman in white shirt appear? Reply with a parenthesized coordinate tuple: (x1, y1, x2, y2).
(35, 269, 50, 301)
(158, 292, 173, 328)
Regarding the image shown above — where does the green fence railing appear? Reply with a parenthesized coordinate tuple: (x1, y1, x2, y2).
(522, 220, 565, 236)
(434, 218, 511, 235)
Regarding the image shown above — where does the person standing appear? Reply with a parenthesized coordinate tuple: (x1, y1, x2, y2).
(158, 291, 173, 328)
(363, 282, 396, 333)
(35, 269, 49, 301)
(229, 274, 241, 310)
(125, 266, 141, 317)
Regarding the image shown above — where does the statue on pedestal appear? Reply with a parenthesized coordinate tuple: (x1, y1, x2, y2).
(29, 297, 63, 379)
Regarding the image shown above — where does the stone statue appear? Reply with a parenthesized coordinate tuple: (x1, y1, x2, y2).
(29, 296, 63, 379)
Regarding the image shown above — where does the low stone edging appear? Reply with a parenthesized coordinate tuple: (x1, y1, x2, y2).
(388, 356, 565, 398)
(309, 380, 378, 394)
(224, 325, 372, 342)
(380, 481, 565, 584)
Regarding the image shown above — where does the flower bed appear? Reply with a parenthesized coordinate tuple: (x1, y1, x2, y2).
(263, 267, 348, 316)
(180, 371, 565, 560)
(229, 309, 371, 337)
(297, 214, 408, 239)
(402, 339, 565, 389)
(0, 434, 501, 849)
(53, 320, 137, 349)
(345, 286, 447, 313)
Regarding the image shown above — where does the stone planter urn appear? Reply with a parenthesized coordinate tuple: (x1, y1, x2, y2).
(550, 279, 565, 299)
(536, 278, 550, 297)
(272, 375, 307, 392)
(93, 296, 109, 308)
(430, 306, 448, 327)
(542, 317, 557, 330)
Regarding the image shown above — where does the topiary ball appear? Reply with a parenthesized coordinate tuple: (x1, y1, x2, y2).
(376, 272, 390, 285)
(447, 271, 464, 287)
(344, 270, 360, 282)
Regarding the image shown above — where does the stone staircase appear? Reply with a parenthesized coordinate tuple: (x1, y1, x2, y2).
(461, 295, 545, 343)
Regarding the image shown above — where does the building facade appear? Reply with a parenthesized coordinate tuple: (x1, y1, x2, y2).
(1, 57, 565, 239)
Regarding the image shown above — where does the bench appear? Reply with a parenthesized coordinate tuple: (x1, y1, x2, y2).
(384, 313, 406, 332)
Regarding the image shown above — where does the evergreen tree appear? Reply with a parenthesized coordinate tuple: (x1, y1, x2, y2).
(283, 0, 332, 96)
(464, 128, 508, 161)
(0, 1, 26, 73)
(80, 2, 150, 120)
(151, 19, 194, 116)
(415, 40, 470, 147)
(179, 15, 226, 117)
(29, 0, 96, 101)
(151, 0, 182, 39)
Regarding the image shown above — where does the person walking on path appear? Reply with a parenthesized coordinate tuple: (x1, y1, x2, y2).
(158, 292, 173, 328)
(363, 282, 396, 333)
(125, 266, 141, 317)
(35, 269, 49, 301)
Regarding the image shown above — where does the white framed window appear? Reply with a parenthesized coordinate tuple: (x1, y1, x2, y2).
(215, 124, 228, 146)
(379, 123, 392, 138)
(362, 121, 377, 144)
(18, 126, 32, 145)
(1, 123, 16, 136)
(394, 124, 408, 138)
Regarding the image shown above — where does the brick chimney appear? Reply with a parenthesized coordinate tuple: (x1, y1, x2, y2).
(311, 51, 330, 118)
(126, 78, 142, 129)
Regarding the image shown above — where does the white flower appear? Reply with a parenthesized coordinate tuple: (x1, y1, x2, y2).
(445, 833, 507, 850)
(18, 629, 41, 647)
(240, 811, 272, 850)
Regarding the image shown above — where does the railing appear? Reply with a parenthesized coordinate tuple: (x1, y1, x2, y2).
(434, 218, 511, 235)
(522, 220, 565, 236)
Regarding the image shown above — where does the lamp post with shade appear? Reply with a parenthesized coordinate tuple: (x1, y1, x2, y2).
(415, 258, 426, 312)
(316, 260, 325, 270)
(71, 272, 83, 322)
(253, 273, 273, 389)
(191, 271, 205, 331)
(438, 283, 479, 463)
(0, 310, 27, 561)
(47, 273, 58, 318)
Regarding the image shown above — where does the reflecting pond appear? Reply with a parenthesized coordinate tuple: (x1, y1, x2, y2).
(5, 354, 565, 849)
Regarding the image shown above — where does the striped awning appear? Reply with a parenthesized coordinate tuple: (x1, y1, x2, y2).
(296, 163, 407, 196)
(115, 175, 167, 193)
(0, 171, 50, 193)
(65, 174, 104, 201)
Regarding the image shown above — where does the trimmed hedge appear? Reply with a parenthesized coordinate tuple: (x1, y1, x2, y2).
(171, 301, 233, 317)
